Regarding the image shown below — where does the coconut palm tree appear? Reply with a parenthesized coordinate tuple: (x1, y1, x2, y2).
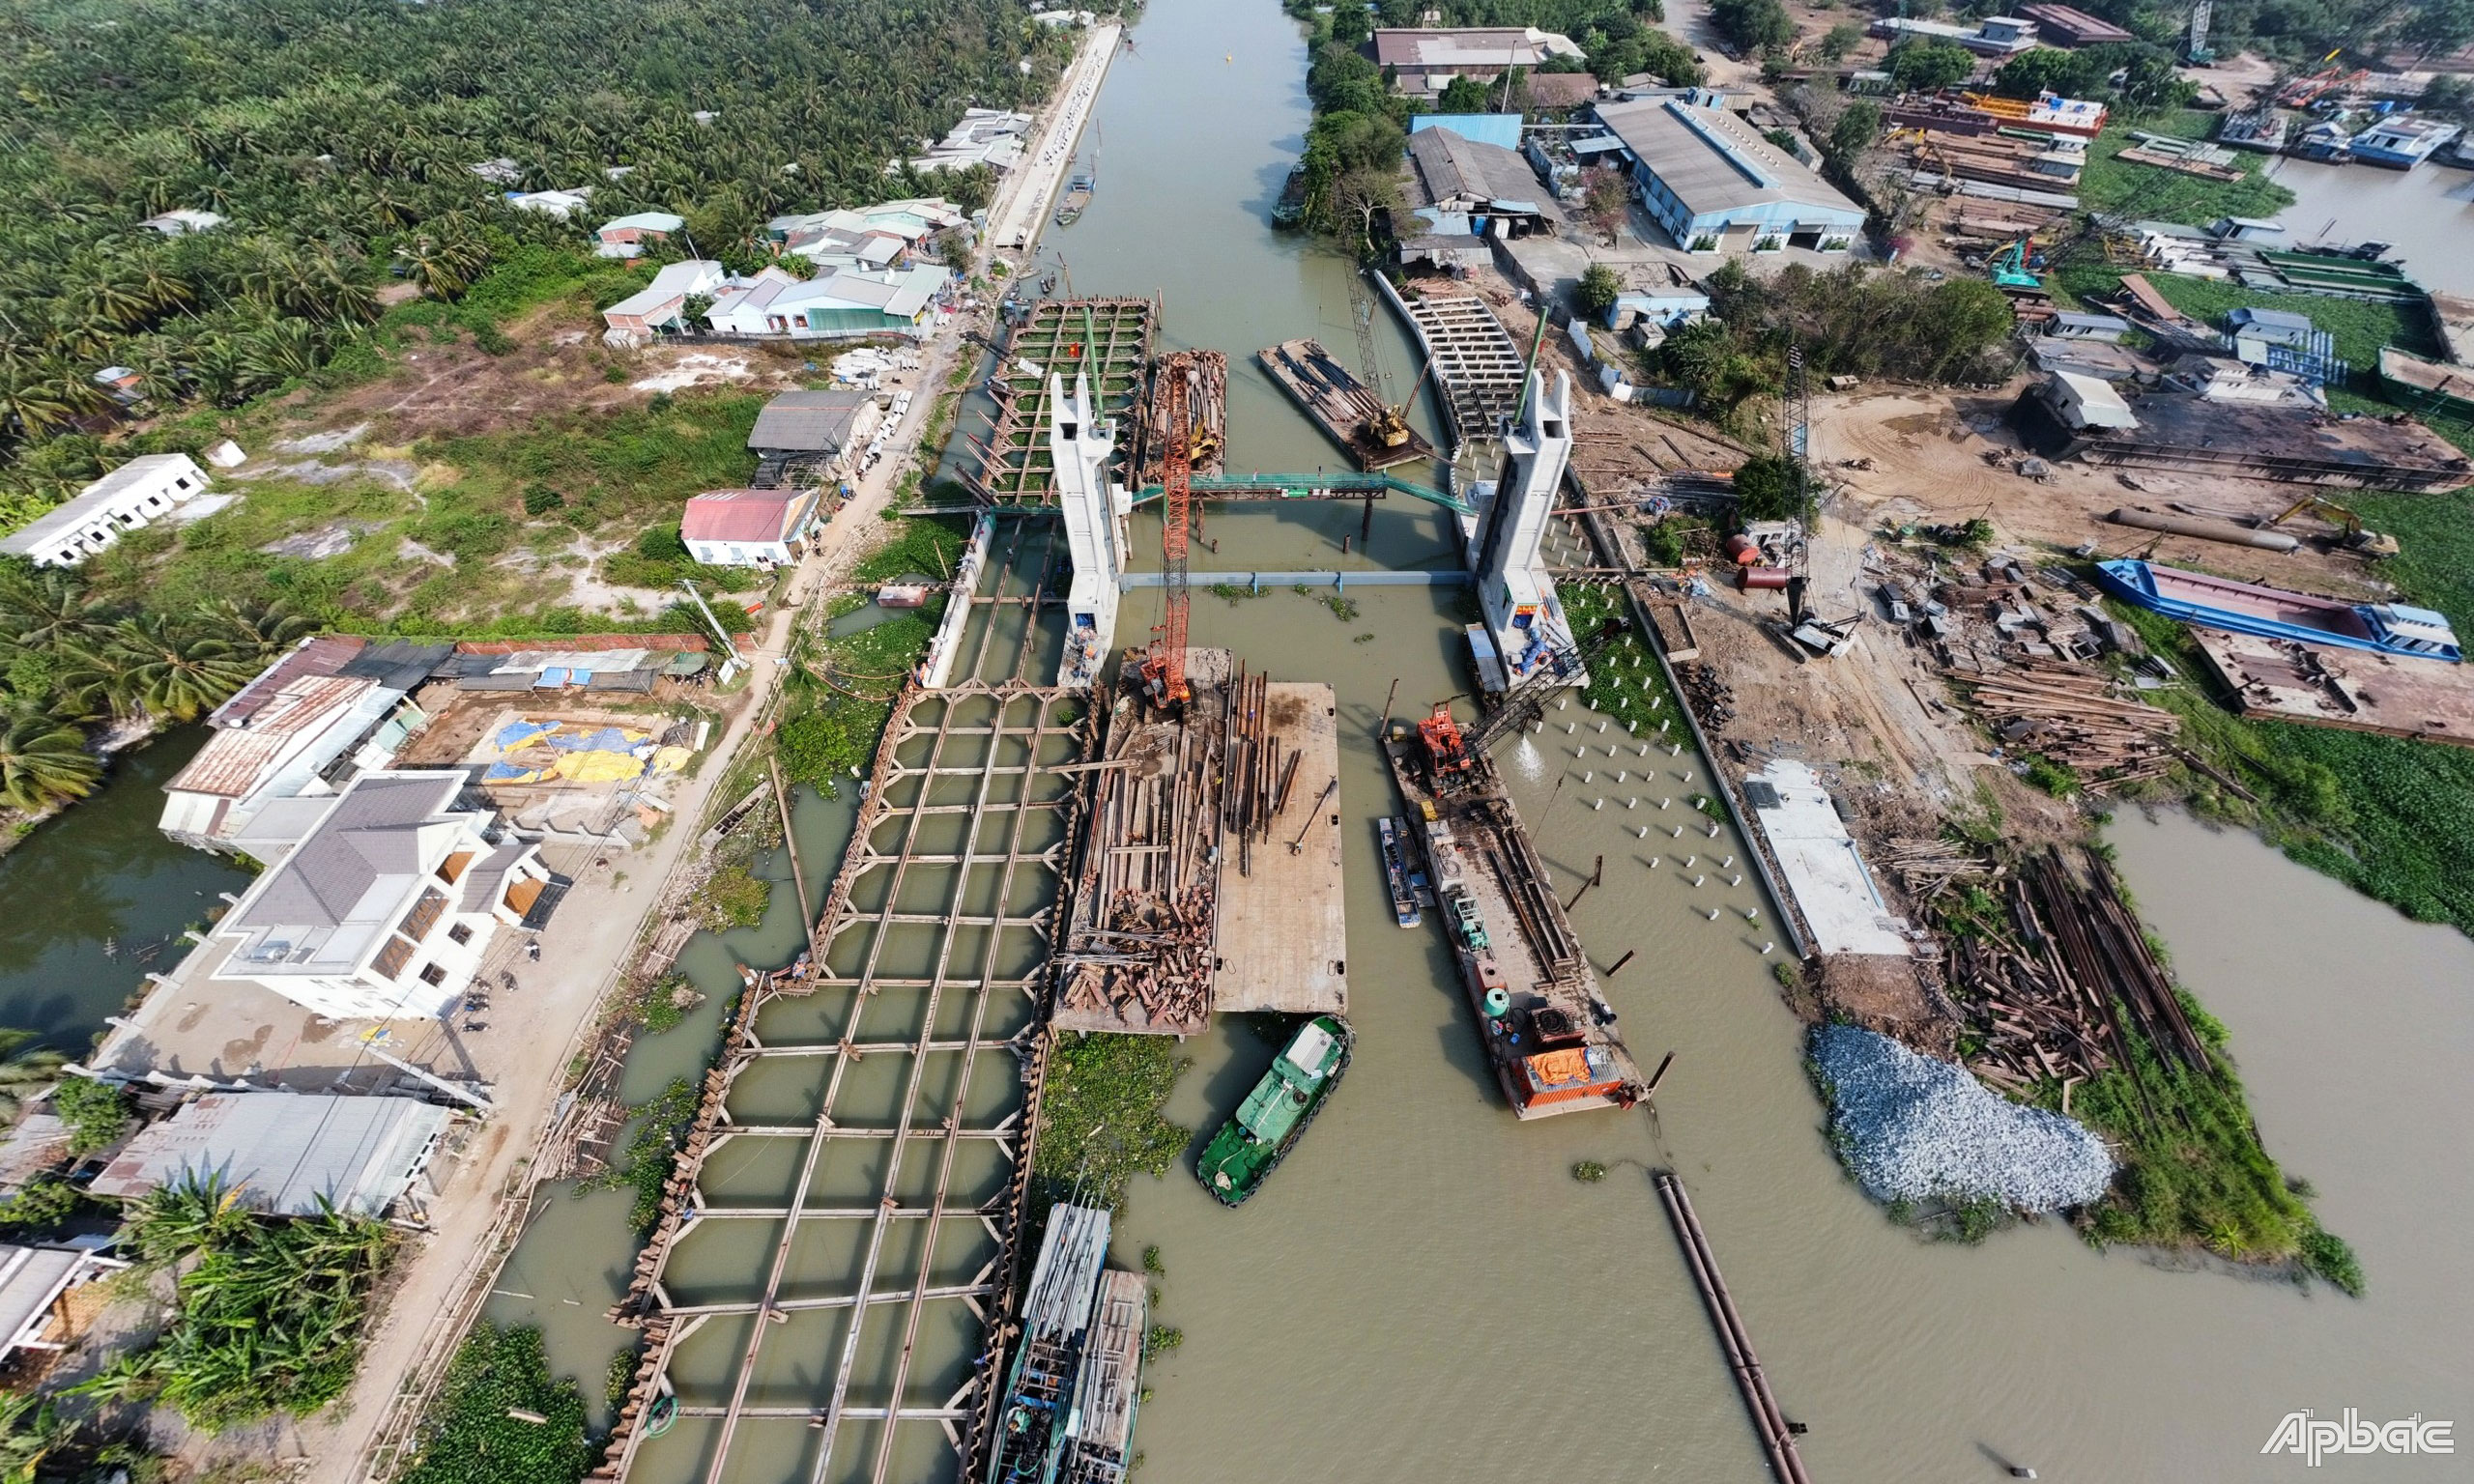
(0, 708, 101, 811)
(0, 567, 109, 659)
(195, 598, 311, 660)
(75, 612, 259, 723)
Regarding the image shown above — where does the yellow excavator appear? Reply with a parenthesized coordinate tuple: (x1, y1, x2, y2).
(2266, 496, 2400, 558)
(1364, 356, 1437, 452)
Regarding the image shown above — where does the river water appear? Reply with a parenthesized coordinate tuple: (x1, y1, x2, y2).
(3, 1, 2464, 1476)
(2260, 156, 2474, 298)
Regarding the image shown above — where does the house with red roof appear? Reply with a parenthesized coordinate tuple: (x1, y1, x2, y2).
(679, 488, 821, 567)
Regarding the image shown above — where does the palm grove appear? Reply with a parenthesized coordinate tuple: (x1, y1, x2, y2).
(0, 0, 1075, 814)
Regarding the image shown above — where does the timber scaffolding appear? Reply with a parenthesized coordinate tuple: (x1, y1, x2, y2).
(596, 678, 1098, 1484)
(1374, 277, 1527, 442)
(964, 297, 1156, 504)
(1051, 652, 1232, 1035)
(1135, 349, 1227, 486)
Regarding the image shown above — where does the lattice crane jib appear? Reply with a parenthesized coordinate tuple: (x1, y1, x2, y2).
(1148, 361, 1194, 705)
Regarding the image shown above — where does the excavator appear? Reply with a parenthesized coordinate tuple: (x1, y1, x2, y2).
(2264, 496, 2400, 558)
(1363, 356, 1437, 453)
(1988, 235, 2044, 293)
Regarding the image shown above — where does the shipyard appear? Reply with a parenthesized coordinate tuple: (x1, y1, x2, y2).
(0, 2, 2471, 1484)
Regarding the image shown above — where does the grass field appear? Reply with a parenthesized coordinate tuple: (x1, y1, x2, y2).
(2076, 111, 2296, 227)
(2051, 262, 2440, 371)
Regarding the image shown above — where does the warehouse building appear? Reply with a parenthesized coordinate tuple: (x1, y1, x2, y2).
(1592, 95, 1865, 252)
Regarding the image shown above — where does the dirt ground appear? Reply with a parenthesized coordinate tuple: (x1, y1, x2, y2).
(271, 304, 819, 446)
(1809, 385, 2398, 601)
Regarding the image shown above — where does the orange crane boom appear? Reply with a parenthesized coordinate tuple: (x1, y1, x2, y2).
(1148, 361, 1194, 704)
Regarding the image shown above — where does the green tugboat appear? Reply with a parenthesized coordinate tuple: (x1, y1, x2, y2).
(1195, 1014, 1351, 1206)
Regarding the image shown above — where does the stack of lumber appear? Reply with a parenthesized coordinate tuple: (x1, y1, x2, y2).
(1879, 836, 1997, 901)
(1947, 655, 2179, 785)
(2023, 848, 2210, 1069)
(1944, 907, 2116, 1100)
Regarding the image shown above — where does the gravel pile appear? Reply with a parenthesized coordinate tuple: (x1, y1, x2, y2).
(1813, 1024, 2114, 1213)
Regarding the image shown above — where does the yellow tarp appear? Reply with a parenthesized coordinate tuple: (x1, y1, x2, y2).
(649, 745, 693, 774)
(552, 749, 648, 783)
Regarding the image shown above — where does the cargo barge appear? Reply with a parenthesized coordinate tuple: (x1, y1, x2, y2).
(1377, 816, 1422, 927)
(989, 1203, 1148, 1484)
(1381, 705, 1647, 1119)
(1257, 338, 1436, 472)
(2095, 558, 2461, 662)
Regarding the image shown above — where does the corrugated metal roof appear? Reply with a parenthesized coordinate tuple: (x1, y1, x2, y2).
(748, 389, 876, 453)
(168, 675, 377, 799)
(89, 1094, 453, 1216)
(209, 635, 367, 728)
(1595, 97, 1863, 220)
(682, 489, 817, 544)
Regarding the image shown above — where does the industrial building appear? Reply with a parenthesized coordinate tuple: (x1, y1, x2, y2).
(1370, 26, 1584, 99)
(1592, 95, 1865, 251)
(2013, 3, 2133, 44)
(1868, 14, 2040, 54)
(1405, 126, 1565, 240)
(0, 453, 214, 568)
(2012, 366, 2474, 493)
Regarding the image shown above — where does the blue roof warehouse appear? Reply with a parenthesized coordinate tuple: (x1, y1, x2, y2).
(1591, 93, 1865, 253)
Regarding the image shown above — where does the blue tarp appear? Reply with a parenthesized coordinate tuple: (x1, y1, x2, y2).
(494, 720, 558, 750)
(1409, 112, 1523, 150)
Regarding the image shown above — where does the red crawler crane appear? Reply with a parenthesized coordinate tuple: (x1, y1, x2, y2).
(1145, 360, 1194, 706)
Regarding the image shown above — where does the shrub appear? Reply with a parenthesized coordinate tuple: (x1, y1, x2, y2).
(401, 1324, 591, 1484)
(521, 481, 565, 516)
(52, 1075, 130, 1156)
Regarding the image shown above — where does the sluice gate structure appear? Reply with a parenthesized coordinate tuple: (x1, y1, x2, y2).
(601, 678, 1096, 1484)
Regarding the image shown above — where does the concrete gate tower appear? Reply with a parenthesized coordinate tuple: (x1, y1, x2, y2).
(1053, 371, 1127, 689)
(1472, 368, 1581, 691)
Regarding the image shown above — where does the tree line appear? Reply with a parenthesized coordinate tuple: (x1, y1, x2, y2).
(0, 0, 1074, 525)
(1287, 0, 1694, 244)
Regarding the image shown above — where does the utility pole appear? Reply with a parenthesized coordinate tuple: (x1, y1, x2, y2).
(676, 579, 746, 681)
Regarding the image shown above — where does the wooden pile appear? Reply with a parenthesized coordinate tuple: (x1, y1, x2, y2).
(1221, 664, 1302, 877)
(1944, 845, 2211, 1099)
(1879, 836, 1996, 901)
(1055, 679, 1226, 1034)
(1949, 656, 2178, 782)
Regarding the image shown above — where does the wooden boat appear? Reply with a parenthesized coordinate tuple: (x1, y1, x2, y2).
(1194, 1015, 1352, 1206)
(1377, 817, 1422, 927)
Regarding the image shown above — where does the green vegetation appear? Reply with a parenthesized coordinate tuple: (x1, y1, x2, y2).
(1142, 1324, 1183, 1359)
(0, 1175, 96, 1240)
(2071, 1017, 2329, 1267)
(1140, 1244, 1165, 1275)
(50, 1075, 131, 1156)
(102, 1178, 394, 1431)
(850, 513, 971, 585)
(0, 1030, 68, 1124)
(2054, 263, 2436, 373)
(1712, 0, 1797, 55)
(0, 0, 1059, 518)
(1570, 1159, 1608, 1183)
(632, 976, 701, 1036)
(1885, 41, 1975, 94)
(696, 863, 772, 931)
(1561, 583, 1684, 731)
(2107, 599, 2474, 942)
(2073, 111, 2295, 227)
(1323, 594, 1362, 623)
(1991, 43, 2194, 115)
(2300, 1227, 2366, 1298)
(1653, 261, 2014, 432)
(1731, 452, 1819, 523)
(402, 1324, 592, 1484)
(1032, 1033, 1192, 1213)
(1577, 265, 1623, 324)
(586, 1075, 705, 1234)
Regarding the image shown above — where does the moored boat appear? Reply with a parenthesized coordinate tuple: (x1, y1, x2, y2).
(1377, 816, 1422, 927)
(1270, 162, 1308, 228)
(1194, 1015, 1352, 1206)
(2094, 558, 2461, 662)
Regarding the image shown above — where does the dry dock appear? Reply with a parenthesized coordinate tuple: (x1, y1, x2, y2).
(1257, 338, 1437, 471)
(968, 296, 1155, 503)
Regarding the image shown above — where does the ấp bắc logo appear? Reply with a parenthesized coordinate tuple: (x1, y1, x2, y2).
(2262, 1410, 2455, 1466)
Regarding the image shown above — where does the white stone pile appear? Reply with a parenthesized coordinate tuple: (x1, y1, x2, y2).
(1812, 1024, 2114, 1214)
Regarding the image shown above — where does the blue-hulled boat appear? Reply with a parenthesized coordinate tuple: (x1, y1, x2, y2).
(2094, 558, 2461, 662)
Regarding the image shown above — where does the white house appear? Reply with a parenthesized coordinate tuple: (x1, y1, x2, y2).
(505, 187, 594, 220)
(680, 489, 822, 567)
(599, 259, 728, 339)
(699, 265, 950, 341)
(138, 209, 224, 237)
(208, 771, 554, 1020)
(0, 454, 213, 568)
(594, 211, 686, 258)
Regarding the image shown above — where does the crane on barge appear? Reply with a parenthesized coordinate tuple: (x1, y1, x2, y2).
(1141, 357, 1194, 706)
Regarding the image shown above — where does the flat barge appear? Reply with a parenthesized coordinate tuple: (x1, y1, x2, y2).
(1136, 349, 1226, 486)
(1257, 338, 1436, 471)
(2096, 557, 2461, 662)
(1382, 704, 1647, 1119)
